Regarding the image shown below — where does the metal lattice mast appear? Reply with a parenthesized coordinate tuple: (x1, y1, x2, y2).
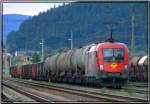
(40, 39, 44, 62)
(68, 30, 73, 50)
(131, 16, 135, 54)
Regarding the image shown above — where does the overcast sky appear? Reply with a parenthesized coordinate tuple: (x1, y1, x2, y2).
(3, 3, 65, 16)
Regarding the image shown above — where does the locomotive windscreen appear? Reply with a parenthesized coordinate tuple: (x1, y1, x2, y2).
(103, 48, 124, 62)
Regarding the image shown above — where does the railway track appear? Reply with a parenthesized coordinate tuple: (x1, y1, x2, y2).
(128, 82, 148, 87)
(12, 78, 148, 95)
(2, 80, 120, 102)
(2, 93, 12, 102)
(2, 84, 50, 102)
(3, 78, 148, 102)
(6, 78, 147, 94)
(122, 87, 147, 94)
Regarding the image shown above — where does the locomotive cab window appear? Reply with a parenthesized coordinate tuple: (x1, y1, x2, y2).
(103, 48, 124, 62)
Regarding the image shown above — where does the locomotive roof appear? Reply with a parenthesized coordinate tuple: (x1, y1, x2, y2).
(102, 42, 126, 45)
(95, 42, 128, 51)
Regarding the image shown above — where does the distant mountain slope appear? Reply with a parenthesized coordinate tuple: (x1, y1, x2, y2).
(6, 3, 148, 55)
(3, 14, 31, 44)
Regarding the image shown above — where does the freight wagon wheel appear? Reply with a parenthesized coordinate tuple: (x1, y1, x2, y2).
(67, 77, 72, 84)
(55, 76, 58, 82)
(75, 76, 81, 85)
(114, 83, 122, 89)
(51, 76, 55, 82)
(143, 66, 148, 82)
(83, 77, 89, 86)
(63, 77, 67, 83)
(56, 76, 60, 82)
(81, 77, 87, 86)
(85, 77, 93, 87)
(80, 76, 85, 86)
(95, 80, 103, 87)
(141, 67, 144, 82)
(68, 76, 74, 84)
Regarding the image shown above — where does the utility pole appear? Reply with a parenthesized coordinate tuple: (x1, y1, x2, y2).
(131, 16, 135, 55)
(40, 39, 44, 62)
(68, 30, 73, 50)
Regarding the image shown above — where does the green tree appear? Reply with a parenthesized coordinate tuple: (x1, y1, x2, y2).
(31, 53, 41, 63)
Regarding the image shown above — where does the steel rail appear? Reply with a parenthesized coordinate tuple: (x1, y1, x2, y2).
(2, 80, 119, 102)
(4, 78, 148, 102)
(2, 82, 50, 102)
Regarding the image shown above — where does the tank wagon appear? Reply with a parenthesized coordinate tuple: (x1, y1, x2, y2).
(10, 38, 129, 88)
(129, 56, 148, 82)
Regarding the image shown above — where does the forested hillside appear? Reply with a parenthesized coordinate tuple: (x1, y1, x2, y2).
(6, 2, 148, 56)
(3, 14, 31, 44)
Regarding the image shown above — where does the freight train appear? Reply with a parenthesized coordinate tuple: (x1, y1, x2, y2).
(10, 37, 129, 88)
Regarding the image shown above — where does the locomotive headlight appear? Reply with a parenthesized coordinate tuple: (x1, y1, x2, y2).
(100, 65, 104, 70)
(124, 65, 128, 70)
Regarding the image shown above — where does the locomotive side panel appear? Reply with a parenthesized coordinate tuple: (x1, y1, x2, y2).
(85, 46, 98, 77)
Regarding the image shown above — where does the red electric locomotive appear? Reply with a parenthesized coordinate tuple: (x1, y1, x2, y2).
(85, 37, 129, 88)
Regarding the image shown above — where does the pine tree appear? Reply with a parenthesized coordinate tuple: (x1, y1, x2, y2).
(31, 53, 40, 63)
